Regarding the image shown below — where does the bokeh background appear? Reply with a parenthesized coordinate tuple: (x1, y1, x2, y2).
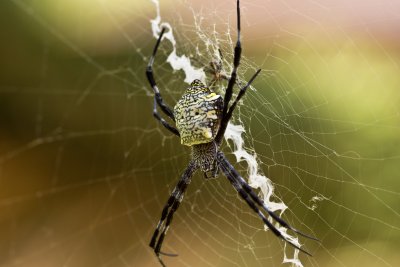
(0, 0, 399, 266)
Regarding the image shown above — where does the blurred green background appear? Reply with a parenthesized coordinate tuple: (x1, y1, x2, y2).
(0, 0, 399, 266)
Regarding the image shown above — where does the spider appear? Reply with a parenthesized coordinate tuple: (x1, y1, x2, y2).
(192, 48, 229, 89)
(146, 1, 317, 265)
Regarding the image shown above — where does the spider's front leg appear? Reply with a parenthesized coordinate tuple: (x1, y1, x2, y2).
(150, 162, 197, 266)
(217, 151, 318, 256)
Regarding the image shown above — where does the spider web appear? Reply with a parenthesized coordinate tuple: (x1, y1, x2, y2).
(1, 0, 399, 267)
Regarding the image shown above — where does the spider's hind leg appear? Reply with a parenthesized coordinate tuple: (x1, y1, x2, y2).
(215, 69, 261, 145)
(146, 27, 176, 121)
(152, 99, 180, 136)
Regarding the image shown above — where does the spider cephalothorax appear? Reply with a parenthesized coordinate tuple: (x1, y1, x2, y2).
(192, 142, 219, 178)
(146, 1, 317, 266)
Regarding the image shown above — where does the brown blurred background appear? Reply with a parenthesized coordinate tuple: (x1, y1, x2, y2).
(0, 0, 399, 266)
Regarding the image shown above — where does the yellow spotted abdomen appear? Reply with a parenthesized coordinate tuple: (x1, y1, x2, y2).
(174, 82, 223, 146)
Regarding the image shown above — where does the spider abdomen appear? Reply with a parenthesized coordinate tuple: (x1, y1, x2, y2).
(174, 80, 223, 146)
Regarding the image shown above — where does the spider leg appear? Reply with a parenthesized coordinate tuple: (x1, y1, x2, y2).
(225, 69, 261, 120)
(216, 69, 261, 144)
(218, 48, 224, 61)
(221, 0, 242, 118)
(233, 170, 319, 241)
(150, 162, 197, 264)
(217, 152, 314, 256)
(153, 99, 180, 136)
(146, 27, 176, 121)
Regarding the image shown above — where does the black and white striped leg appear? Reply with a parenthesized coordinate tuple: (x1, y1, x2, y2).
(225, 69, 261, 119)
(146, 27, 176, 121)
(217, 152, 314, 256)
(153, 99, 180, 136)
(222, 0, 242, 118)
(150, 162, 197, 266)
(232, 169, 318, 241)
(216, 68, 261, 144)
